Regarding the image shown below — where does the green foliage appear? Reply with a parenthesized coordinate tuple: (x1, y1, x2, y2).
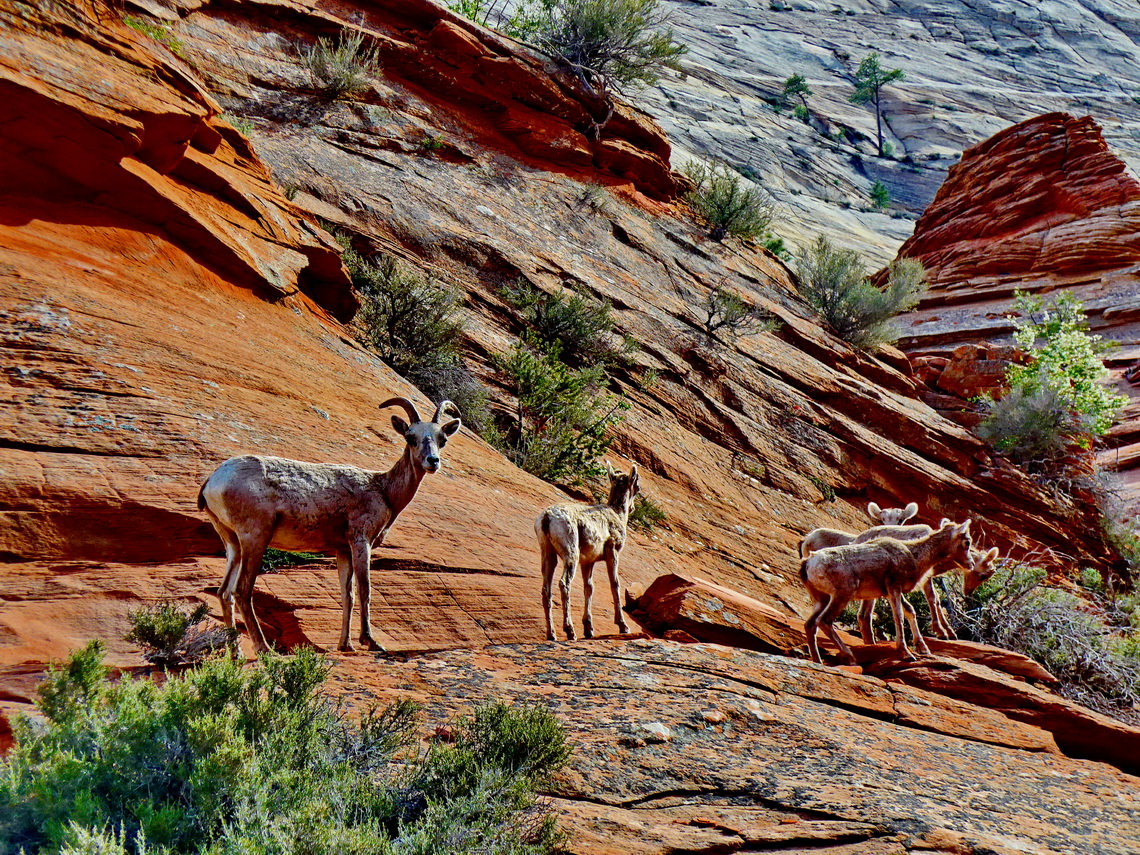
(945, 563, 1140, 721)
(792, 104, 808, 122)
(781, 73, 812, 109)
(260, 548, 325, 573)
(350, 253, 494, 436)
(681, 161, 774, 242)
(795, 236, 926, 349)
(493, 337, 628, 486)
(126, 601, 235, 669)
(304, 29, 380, 99)
(628, 494, 667, 531)
(977, 291, 1125, 468)
(697, 285, 776, 343)
(124, 16, 185, 57)
(763, 235, 791, 260)
(220, 113, 253, 135)
(419, 133, 446, 154)
(849, 52, 904, 156)
(519, 0, 689, 92)
(869, 180, 889, 209)
(1, 646, 569, 855)
(501, 280, 634, 367)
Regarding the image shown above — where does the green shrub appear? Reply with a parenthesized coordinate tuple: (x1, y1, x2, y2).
(304, 29, 379, 99)
(126, 601, 235, 669)
(493, 337, 627, 486)
(0, 644, 570, 855)
(502, 280, 634, 367)
(869, 180, 889, 208)
(697, 285, 776, 342)
(781, 73, 811, 111)
(512, 0, 688, 92)
(975, 384, 1091, 466)
(351, 253, 494, 435)
(220, 113, 253, 135)
(763, 234, 791, 260)
(944, 563, 1140, 722)
(792, 104, 808, 122)
(628, 494, 667, 531)
(681, 161, 774, 241)
(260, 548, 325, 573)
(123, 15, 185, 57)
(795, 236, 926, 349)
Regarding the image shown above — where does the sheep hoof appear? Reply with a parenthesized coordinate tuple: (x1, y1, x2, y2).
(583, 627, 595, 639)
(339, 641, 356, 653)
(617, 623, 630, 635)
(546, 631, 556, 642)
(361, 638, 385, 652)
(565, 629, 577, 642)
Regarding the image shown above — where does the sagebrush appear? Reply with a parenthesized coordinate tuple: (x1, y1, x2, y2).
(681, 160, 774, 241)
(304, 28, 379, 99)
(697, 285, 776, 342)
(125, 601, 234, 669)
(502, 279, 634, 367)
(0, 644, 570, 854)
(795, 235, 926, 349)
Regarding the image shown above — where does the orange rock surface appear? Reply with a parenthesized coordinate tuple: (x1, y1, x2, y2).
(895, 113, 1140, 511)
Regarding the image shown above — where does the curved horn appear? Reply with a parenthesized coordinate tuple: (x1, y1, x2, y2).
(433, 399, 461, 423)
(380, 397, 422, 423)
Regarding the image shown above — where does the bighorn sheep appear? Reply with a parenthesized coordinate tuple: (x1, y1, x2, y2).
(867, 501, 918, 525)
(800, 520, 973, 664)
(198, 398, 461, 654)
(801, 517, 998, 642)
(537, 463, 639, 641)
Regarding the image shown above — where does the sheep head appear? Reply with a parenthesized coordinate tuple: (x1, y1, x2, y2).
(963, 546, 1000, 597)
(868, 501, 919, 525)
(381, 397, 462, 474)
(605, 461, 640, 516)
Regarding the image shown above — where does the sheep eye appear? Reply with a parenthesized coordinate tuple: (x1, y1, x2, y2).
(405, 434, 416, 445)
(438, 436, 447, 447)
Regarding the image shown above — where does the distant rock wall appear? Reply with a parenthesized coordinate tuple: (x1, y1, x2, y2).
(894, 113, 1140, 513)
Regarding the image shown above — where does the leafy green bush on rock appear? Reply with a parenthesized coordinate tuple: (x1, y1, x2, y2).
(0, 644, 570, 855)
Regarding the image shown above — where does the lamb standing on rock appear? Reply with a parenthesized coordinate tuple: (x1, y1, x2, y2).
(799, 502, 918, 556)
(800, 520, 973, 664)
(537, 463, 639, 641)
(198, 398, 461, 654)
(867, 501, 918, 525)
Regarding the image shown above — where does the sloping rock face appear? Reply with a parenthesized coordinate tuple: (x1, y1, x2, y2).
(339, 639, 1140, 855)
(894, 113, 1140, 512)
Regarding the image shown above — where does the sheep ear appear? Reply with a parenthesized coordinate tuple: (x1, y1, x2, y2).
(441, 418, 461, 437)
(903, 502, 918, 522)
(867, 502, 882, 520)
(630, 465, 640, 492)
(983, 546, 999, 563)
(392, 415, 410, 434)
(939, 517, 951, 528)
(956, 519, 972, 535)
(605, 460, 615, 480)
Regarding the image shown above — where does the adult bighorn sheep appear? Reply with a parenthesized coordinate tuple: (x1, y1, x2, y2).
(800, 519, 973, 664)
(537, 463, 639, 641)
(198, 398, 460, 654)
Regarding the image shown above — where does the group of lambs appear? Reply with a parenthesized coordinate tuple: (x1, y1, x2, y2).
(198, 396, 998, 667)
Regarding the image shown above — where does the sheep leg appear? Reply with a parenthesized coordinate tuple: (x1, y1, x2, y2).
(235, 535, 271, 654)
(856, 598, 877, 643)
(604, 544, 630, 634)
(888, 590, 917, 661)
(581, 561, 596, 639)
(337, 550, 355, 652)
(923, 578, 955, 640)
(540, 541, 558, 642)
(901, 596, 932, 656)
(817, 595, 857, 666)
(560, 540, 580, 641)
(353, 539, 382, 651)
(803, 594, 829, 664)
(216, 527, 241, 629)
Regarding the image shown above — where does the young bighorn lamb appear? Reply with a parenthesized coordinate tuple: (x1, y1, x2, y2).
(537, 463, 639, 641)
(800, 520, 973, 664)
(867, 501, 918, 525)
(198, 398, 461, 654)
(800, 503, 918, 556)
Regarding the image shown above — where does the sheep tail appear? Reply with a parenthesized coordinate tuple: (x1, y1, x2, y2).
(197, 481, 208, 512)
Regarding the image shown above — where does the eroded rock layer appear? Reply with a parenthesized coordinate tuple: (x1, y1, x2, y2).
(895, 113, 1140, 510)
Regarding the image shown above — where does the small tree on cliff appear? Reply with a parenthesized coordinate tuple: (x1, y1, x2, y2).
(781, 73, 812, 115)
(849, 53, 904, 157)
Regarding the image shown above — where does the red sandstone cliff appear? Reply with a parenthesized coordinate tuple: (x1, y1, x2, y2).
(1, 3, 1138, 851)
(894, 113, 1140, 512)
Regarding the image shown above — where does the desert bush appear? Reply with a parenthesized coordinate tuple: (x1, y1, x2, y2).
(511, 0, 688, 93)
(126, 601, 235, 669)
(351, 253, 495, 436)
(0, 644, 569, 855)
(628, 494, 667, 531)
(795, 236, 926, 349)
(944, 562, 1140, 723)
(869, 180, 889, 208)
(680, 161, 774, 241)
(124, 15, 184, 57)
(260, 548, 325, 573)
(304, 28, 379, 99)
(502, 279, 634, 367)
(493, 337, 627, 486)
(697, 285, 777, 342)
(978, 292, 1124, 471)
